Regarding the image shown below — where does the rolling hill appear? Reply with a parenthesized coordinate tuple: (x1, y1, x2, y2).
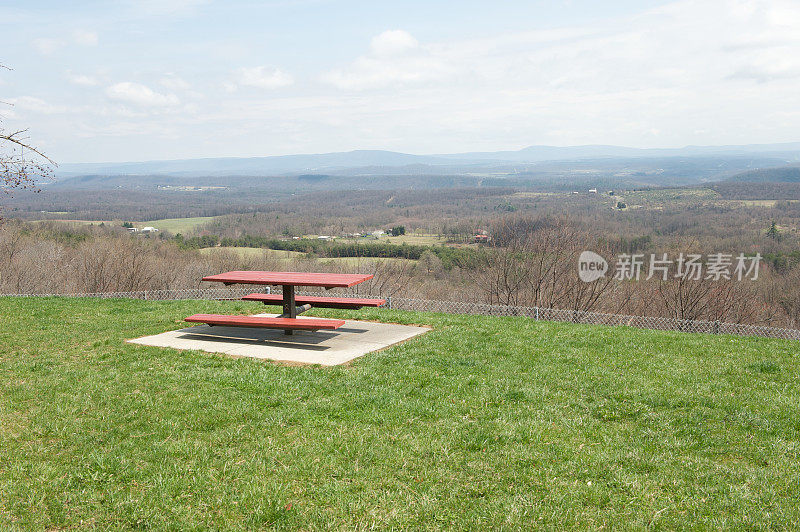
(726, 165, 800, 183)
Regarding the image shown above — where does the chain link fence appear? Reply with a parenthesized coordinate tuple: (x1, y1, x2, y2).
(2, 288, 799, 341)
(0, 287, 259, 301)
(387, 297, 800, 341)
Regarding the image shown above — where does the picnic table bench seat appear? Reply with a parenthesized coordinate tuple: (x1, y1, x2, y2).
(199, 271, 376, 336)
(242, 293, 386, 309)
(185, 313, 345, 331)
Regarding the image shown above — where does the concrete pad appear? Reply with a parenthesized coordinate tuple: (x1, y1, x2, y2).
(127, 313, 430, 366)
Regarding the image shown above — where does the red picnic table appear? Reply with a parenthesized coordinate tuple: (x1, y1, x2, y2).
(186, 271, 385, 335)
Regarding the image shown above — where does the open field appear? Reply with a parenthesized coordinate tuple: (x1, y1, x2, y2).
(198, 247, 305, 260)
(618, 188, 799, 211)
(332, 234, 445, 246)
(619, 187, 719, 209)
(626, 187, 720, 202)
(198, 247, 413, 267)
(27, 216, 219, 234)
(383, 234, 445, 246)
(196, 247, 412, 267)
(2, 297, 799, 529)
(719, 199, 800, 208)
(509, 191, 559, 198)
(30, 219, 112, 226)
(134, 216, 218, 234)
(319, 256, 413, 266)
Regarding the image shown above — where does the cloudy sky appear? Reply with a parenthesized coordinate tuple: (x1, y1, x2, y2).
(2, 0, 800, 163)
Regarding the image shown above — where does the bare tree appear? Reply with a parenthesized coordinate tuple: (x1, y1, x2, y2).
(655, 273, 717, 322)
(471, 216, 614, 311)
(652, 263, 765, 325)
(1, 64, 56, 199)
(772, 265, 800, 327)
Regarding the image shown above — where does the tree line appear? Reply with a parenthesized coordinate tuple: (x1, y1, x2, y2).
(175, 234, 478, 270)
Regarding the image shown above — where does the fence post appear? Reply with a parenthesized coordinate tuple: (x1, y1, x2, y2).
(386, 296, 392, 309)
(714, 320, 720, 335)
(535, 307, 539, 321)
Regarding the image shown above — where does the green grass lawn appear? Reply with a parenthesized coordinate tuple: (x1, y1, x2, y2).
(1, 297, 799, 529)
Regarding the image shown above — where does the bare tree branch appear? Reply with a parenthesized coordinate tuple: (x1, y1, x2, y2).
(1, 63, 57, 199)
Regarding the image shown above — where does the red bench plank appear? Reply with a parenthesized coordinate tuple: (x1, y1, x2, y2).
(242, 293, 386, 309)
(202, 271, 374, 288)
(185, 314, 345, 330)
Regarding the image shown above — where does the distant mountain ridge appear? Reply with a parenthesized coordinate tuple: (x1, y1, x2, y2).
(56, 142, 800, 178)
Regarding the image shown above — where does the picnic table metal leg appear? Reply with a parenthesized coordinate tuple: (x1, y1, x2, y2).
(282, 284, 296, 335)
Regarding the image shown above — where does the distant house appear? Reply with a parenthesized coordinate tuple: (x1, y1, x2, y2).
(589, 188, 598, 194)
(371, 230, 385, 238)
(141, 226, 159, 233)
(127, 227, 140, 233)
(317, 235, 332, 240)
(474, 231, 491, 244)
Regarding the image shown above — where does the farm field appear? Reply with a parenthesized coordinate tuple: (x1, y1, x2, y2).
(383, 233, 445, 246)
(2, 297, 799, 529)
(322, 234, 446, 246)
(320, 256, 414, 266)
(618, 188, 798, 210)
(30, 218, 112, 226)
(720, 199, 799, 208)
(198, 247, 304, 260)
(134, 216, 218, 234)
(27, 216, 219, 234)
(198, 246, 414, 267)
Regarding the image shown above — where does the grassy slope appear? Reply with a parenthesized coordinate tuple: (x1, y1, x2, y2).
(1, 297, 799, 529)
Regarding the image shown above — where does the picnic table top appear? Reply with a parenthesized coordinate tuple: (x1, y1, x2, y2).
(202, 270, 374, 288)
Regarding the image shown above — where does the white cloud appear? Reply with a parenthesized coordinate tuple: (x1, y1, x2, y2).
(121, 0, 210, 17)
(369, 29, 419, 56)
(323, 0, 800, 99)
(32, 38, 64, 55)
(159, 75, 191, 91)
(7, 96, 67, 114)
(72, 30, 98, 46)
(67, 73, 99, 86)
(16, 0, 800, 161)
(729, 61, 800, 83)
(32, 31, 97, 55)
(271, 0, 800, 151)
(106, 82, 180, 107)
(234, 66, 294, 89)
(322, 30, 451, 90)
